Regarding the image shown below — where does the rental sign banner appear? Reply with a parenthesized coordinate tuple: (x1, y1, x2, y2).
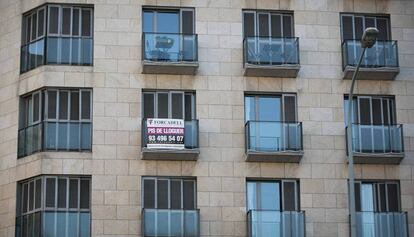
(146, 118, 185, 149)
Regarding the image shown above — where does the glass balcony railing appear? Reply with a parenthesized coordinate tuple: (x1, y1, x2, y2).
(18, 121, 92, 158)
(342, 40, 399, 70)
(245, 121, 303, 153)
(21, 36, 93, 73)
(141, 119, 199, 150)
(243, 37, 300, 66)
(346, 123, 404, 154)
(142, 209, 200, 237)
(247, 210, 305, 237)
(356, 212, 408, 237)
(142, 33, 198, 63)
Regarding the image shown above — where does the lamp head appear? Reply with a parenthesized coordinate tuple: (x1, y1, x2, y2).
(361, 27, 379, 48)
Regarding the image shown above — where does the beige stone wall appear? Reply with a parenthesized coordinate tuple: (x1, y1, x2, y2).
(0, 0, 413, 236)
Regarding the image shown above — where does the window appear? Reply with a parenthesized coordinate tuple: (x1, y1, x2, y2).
(354, 181, 400, 213)
(344, 96, 402, 154)
(245, 94, 301, 152)
(21, 4, 93, 73)
(18, 88, 92, 158)
(142, 8, 197, 62)
(243, 11, 293, 38)
(247, 180, 299, 211)
(341, 14, 390, 41)
(143, 177, 196, 210)
(143, 91, 195, 120)
(16, 176, 91, 237)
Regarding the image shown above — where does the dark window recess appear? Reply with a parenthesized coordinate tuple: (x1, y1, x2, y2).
(143, 91, 196, 120)
(354, 181, 401, 212)
(143, 179, 155, 209)
(341, 14, 390, 40)
(242, 11, 293, 38)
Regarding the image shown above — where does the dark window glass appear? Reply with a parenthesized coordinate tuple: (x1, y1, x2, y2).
(182, 10, 193, 34)
(157, 93, 169, 118)
(378, 183, 387, 212)
(377, 18, 389, 41)
(355, 182, 361, 212)
(49, 7, 59, 34)
(81, 91, 91, 120)
(354, 16, 364, 39)
(365, 17, 375, 28)
(80, 179, 90, 209)
(170, 180, 182, 209)
(31, 13, 37, 40)
(22, 183, 28, 213)
(38, 9, 45, 37)
(59, 91, 69, 119)
(69, 179, 79, 208)
(185, 94, 193, 121)
(33, 93, 40, 122)
(258, 14, 269, 37)
(29, 181, 34, 211)
(72, 9, 80, 36)
(383, 100, 389, 125)
(243, 12, 255, 37)
(58, 178, 67, 208)
(171, 93, 183, 119)
(271, 14, 282, 37)
(283, 15, 292, 37)
(27, 16, 32, 42)
(35, 179, 42, 209)
(372, 98, 382, 125)
(22, 16, 28, 44)
(143, 179, 155, 208)
(183, 180, 195, 210)
(342, 16, 353, 40)
(157, 180, 168, 209)
(387, 183, 399, 212)
(81, 9, 91, 36)
(70, 91, 80, 120)
(284, 96, 296, 122)
(46, 178, 56, 208)
(359, 98, 371, 124)
(62, 7, 71, 35)
(143, 93, 155, 119)
(48, 91, 57, 119)
(283, 181, 296, 211)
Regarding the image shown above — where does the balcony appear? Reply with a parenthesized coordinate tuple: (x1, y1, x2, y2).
(247, 210, 305, 237)
(245, 121, 303, 163)
(142, 33, 198, 75)
(243, 37, 300, 78)
(20, 37, 93, 73)
(141, 119, 199, 160)
(142, 209, 200, 237)
(346, 124, 404, 164)
(18, 121, 92, 158)
(342, 40, 399, 80)
(355, 212, 408, 237)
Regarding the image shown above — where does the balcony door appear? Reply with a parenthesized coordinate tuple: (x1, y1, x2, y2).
(247, 180, 299, 237)
(346, 96, 397, 153)
(243, 11, 294, 64)
(341, 14, 393, 67)
(245, 94, 297, 151)
(143, 8, 195, 61)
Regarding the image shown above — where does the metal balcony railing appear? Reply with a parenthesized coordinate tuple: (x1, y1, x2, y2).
(18, 121, 92, 158)
(245, 121, 303, 153)
(355, 211, 408, 237)
(346, 123, 404, 154)
(247, 210, 305, 237)
(20, 36, 93, 73)
(142, 209, 200, 237)
(243, 37, 300, 66)
(142, 33, 198, 63)
(342, 39, 399, 70)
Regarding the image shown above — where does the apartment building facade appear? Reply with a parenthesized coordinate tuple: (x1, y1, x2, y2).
(0, 0, 413, 236)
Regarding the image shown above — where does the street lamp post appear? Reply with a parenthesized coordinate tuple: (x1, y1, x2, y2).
(347, 27, 379, 237)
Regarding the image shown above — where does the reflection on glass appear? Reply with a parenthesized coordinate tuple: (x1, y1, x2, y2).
(356, 212, 408, 237)
(343, 40, 398, 68)
(143, 209, 199, 237)
(143, 33, 197, 62)
(244, 37, 299, 65)
(248, 210, 305, 237)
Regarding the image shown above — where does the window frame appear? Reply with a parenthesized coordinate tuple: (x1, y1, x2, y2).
(142, 90, 196, 120)
(142, 7, 195, 34)
(340, 13, 391, 41)
(354, 180, 401, 213)
(242, 10, 294, 38)
(142, 176, 197, 210)
(344, 95, 396, 125)
(246, 178, 300, 212)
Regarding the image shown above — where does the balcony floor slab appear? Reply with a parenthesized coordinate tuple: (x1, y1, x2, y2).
(351, 152, 404, 164)
(142, 148, 199, 161)
(142, 61, 198, 75)
(246, 150, 303, 163)
(343, 65, 399, 80)
(244, 63, 300, 78)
